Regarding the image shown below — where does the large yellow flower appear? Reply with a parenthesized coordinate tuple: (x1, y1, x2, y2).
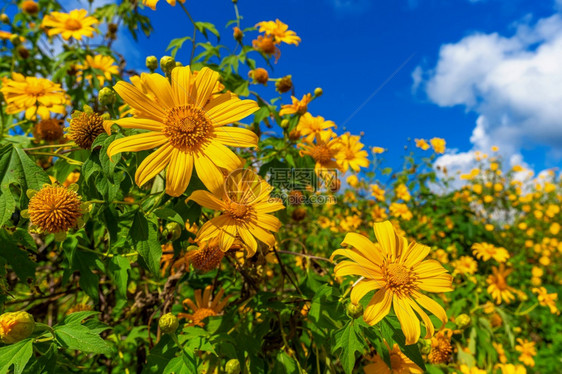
(188, 171, 284, 257)
(296, 113, 335, 143)
(41, 9, 98, 41)
(299, 130, 341, 173)
(332, 221, 453, 345)
(255, 19, 301, 46)
(143, 0, 185, 11)
(77, 55, 119, 87)
(106, 66, 259, 196)
(486, 264, 516, 304)
(335, 132, 370, 173)
(0, 73, 68, 119)
(178, 285, 229, 327)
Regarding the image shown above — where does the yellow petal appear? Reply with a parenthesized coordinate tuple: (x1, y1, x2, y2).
(187, 190, 224, 210)
(214, 126, 259, 147)
(403, 242, 430, 267)
(330, 248, 383, 276)
(218, 221, 237, 251)
(407, 298, 435, 339)
(193, 67, 220, 107)
(238, 227, 258, 257)
(341, 232, 384, 266)
(205, 98, 259, 127)
(373, 221, 397, 259)
(203, 142, 241, 171)
(193, 153, 224, 194)
(334, 261, 384, 280)
(417, 274, 454, 293)
(107, 117, 164, 132)
(142, 73, 175, 110)
(247, 222, 275, 247)
(350, 279, 380, 305)
(170, 66, 192, 105)
(108, 132, 167, 158)
(134, 144, 174, 187)
(363, 288, 392, 325)
(165, 151, 193, 197)
(113, 81, 166, 121)
(412, 291, 448, 324)
(255, 213, 281, 232)
(414, 260, 449, 278)
(393, 295, 420, 345)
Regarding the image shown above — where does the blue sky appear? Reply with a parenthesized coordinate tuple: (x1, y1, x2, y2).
(82, 0, 562, 174)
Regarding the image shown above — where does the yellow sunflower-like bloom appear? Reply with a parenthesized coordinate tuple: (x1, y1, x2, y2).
(0, 73, 68, 120)
(255, 19, 301, 46)
(41, 9, 98, 41)
(76, 55, 119, 87)
(106, 66, 259, 196)
(188, 171, 284, 257)
(364, 343, 423, 374)
(532, 287, 559, 314)
(335, 132, 370, 173)
(515, 338, 536, 367)
(299, 130, 342, 174)
(178, 285, 229, 327)
(143, 0, 185, 11)
(296, 113, 336, 143)
(279, 94, 312, 116)
(332, 221, 453, 345)
(430, 137, 446, 154)
(486, 264, 516, 304)
(452, 255, 478, 276)
(415, 138, 430, 150)
(472, 242, 509, 263)
(389, 202, 413, 221)
(395, 183, 411, 202)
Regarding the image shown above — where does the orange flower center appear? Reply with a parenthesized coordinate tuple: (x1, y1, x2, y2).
(310, 145, 333, 164)
(494, 274, 507, 290)
(225, 201, 251, 221)
(163, 105, 213, 152)
(28, 185, 82, 233)
(25, 85, 45, 97)
(189, 245, 224, 272)
(65, 18, 82, 31)
(385, 263, 416, 295)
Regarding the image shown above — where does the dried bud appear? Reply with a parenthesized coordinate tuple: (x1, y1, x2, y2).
(107, 23, 118, 34)
(225, 359, 241, 374)
(21, 1, 39, 16)
(0, 311, 35, 344)
(233, 26, 243, 42)
(275, 75, 293, 94)
(159, 313, 179, 334)
(159, 56, 176, 74)
(249, 68, 268, 85)
(346, 302, 363, 319)
(17, 46, 29, 59)
(292, 207, 307, 221)
(164, 222, 182, 241)
(314, 87, 323, 97)
(98, 87, 116, 106)
(145, 56, 158, 72)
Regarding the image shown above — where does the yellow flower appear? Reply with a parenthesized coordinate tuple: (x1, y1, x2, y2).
(106, 66, 258, 196)
(472, 242, 509, 263)
(460, 365, 487, 374)
(188, 170, 284, 257)
(389, 203, 413, 221)
(347, 175, 359, 188)
(179, 285, 229, 327)
(335, 133, 370, 173)
(364, 343, 423, 374)
(76, 55, 119, 87)
(33, 118, 64, 142)
(430, 137, 446, 153)
(0, 312, 35, 344)
(279, 93, 312, 116)
(452, 256, 478, 276)
(428, 329, 453, 364)
(142, 0, 185, 10)
(395, 184, 411, 202)
(252, 35, 280, 60)
(532, 287, 559, 314)
(332, 221, 453, 344)
(256, 19, 301, 46)
(415, 138, 430, 150)
(372, 146, 385, 154)
(515, 338, 536, 367)
(0, 73, 68, 120)
(185, 238, 225, 273)
(371, 184, 386, 201)
(486, 264, 516, 304)
(550, 222, 560, 235)
(497, 364, 527, 374)
(296, 113, 336, 143)
(41, 9, 98, 41)
(299, 130, 341, 173)
(493, 342, 507, 363)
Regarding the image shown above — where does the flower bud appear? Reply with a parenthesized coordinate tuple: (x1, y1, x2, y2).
(159, 56, 176, 75)
(0, 311, 35, 344)
(17, 46, 29, 59)
(175, 61, 183, 67)
(145, 56, 158, 72)
(233, 26, 243, 42)
(249, 68, 268, 85)
(455, 314, 471, 329)
(225, 359, 241, 374)
(346, 302, 363, 319)
(275, 75, 293, 94)
(159, 313, 179, 334)
(164, 222, 182, 241)
(292, 207, 307, 221)
(280, 119, 289, 129)
(9, 34, 21, 46)
(21, 1, 39, 16)
(0, 14, 9, 23)
(419, 338, 432, 354)
(314, 87, 323, 97)
(98, 87, 116, 106)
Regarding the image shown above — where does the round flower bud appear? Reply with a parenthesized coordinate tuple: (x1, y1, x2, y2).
(455, 314, 471, 329)
(164, 222, 182, 241)
(249, 68, 268, 85)
(225, 359, 241, 374)
(0, 311, 35, 344)
(145, 56, 158, 72)
(314, 87, 323, 97)
(346, 302, 363, 319)
(9, 34, 21, 46)
(21, 1, 39, 16)
(107, 23, 118, 34)
(292, 207, 307, 221)
(280, 119, 289, 129)
(17, 46, 29, 59)
(159, 56, 176, 75)
(419, 338, 432, 354)
(175, 61, 183, 67)
(275, 75, 293, 94)
(159, 313, 179, 334)
(233, 26, 243, 42)
(0, 14, 9, 24)
(98, 87, 116, 106)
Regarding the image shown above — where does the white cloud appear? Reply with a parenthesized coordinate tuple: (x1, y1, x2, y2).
(416, 11, 562, 177)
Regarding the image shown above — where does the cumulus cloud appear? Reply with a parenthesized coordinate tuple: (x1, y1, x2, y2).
(415, 11, 562, 176)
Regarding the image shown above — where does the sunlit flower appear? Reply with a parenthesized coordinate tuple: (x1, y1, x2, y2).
(0, 73, 68, 120)
(452, 256, 478, 276)
(428, 329, 452, 364)
(430, 137, 446, 154)
(68, 106, 107, 149)
(299, 130, 341, 174)
(256, 19, 301, 45)
(460, 365, 487, 374)
(487, 264, 516, 304)
(106, 66, 258, 196)
(332, 221, 453, 344)
(364, 343, 423, 374)
(252, 35, 280, 60)
(179, 285, 229, 327)
(188, 170, 284, 257)
(389, 203, 413, 221)
(532, 287, 559, 314)
(77, 55, 119, 87)
(142, 0, 185, 10)
(515, 338, 536, 367)
(395, 184, 411, 202)
(41, 9, 98, 40)
(493, 342, 507, 363)
(497, 364, 527, 374)
(415, 138, 430, 150)
(296, 113, 336, 143)
(279, 94, 312, 116)
(34, 118, 64, 142)
(335, 132, 370, 173)
(371, 184, 385, 201)
(472, 242, 509, 263)
(372, 146, 385, 154)
(185, 238, 225, 272)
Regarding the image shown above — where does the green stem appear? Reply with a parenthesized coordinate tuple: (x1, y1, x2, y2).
(27, 151, 83, 165)
(178, 2, 197, 65)
(515, 303, 539, 316)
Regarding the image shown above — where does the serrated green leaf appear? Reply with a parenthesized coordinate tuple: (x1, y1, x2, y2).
(0, 338, 34, 374)
(54, 323, 113, 356)
(333, 321, 365, 374)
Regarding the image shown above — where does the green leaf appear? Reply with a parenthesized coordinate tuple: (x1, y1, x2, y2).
(54, 323, 113, 356)
(0, 229, 36, 281)
(108, 256, 131, 298)
(380, 318, 426, 371)
(0, 186, 15, 226)
(333, 321, 365, 374)
(130, 212, 162, 275)
(0, 338, 34, 374)
(166, 36, 192, 58)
